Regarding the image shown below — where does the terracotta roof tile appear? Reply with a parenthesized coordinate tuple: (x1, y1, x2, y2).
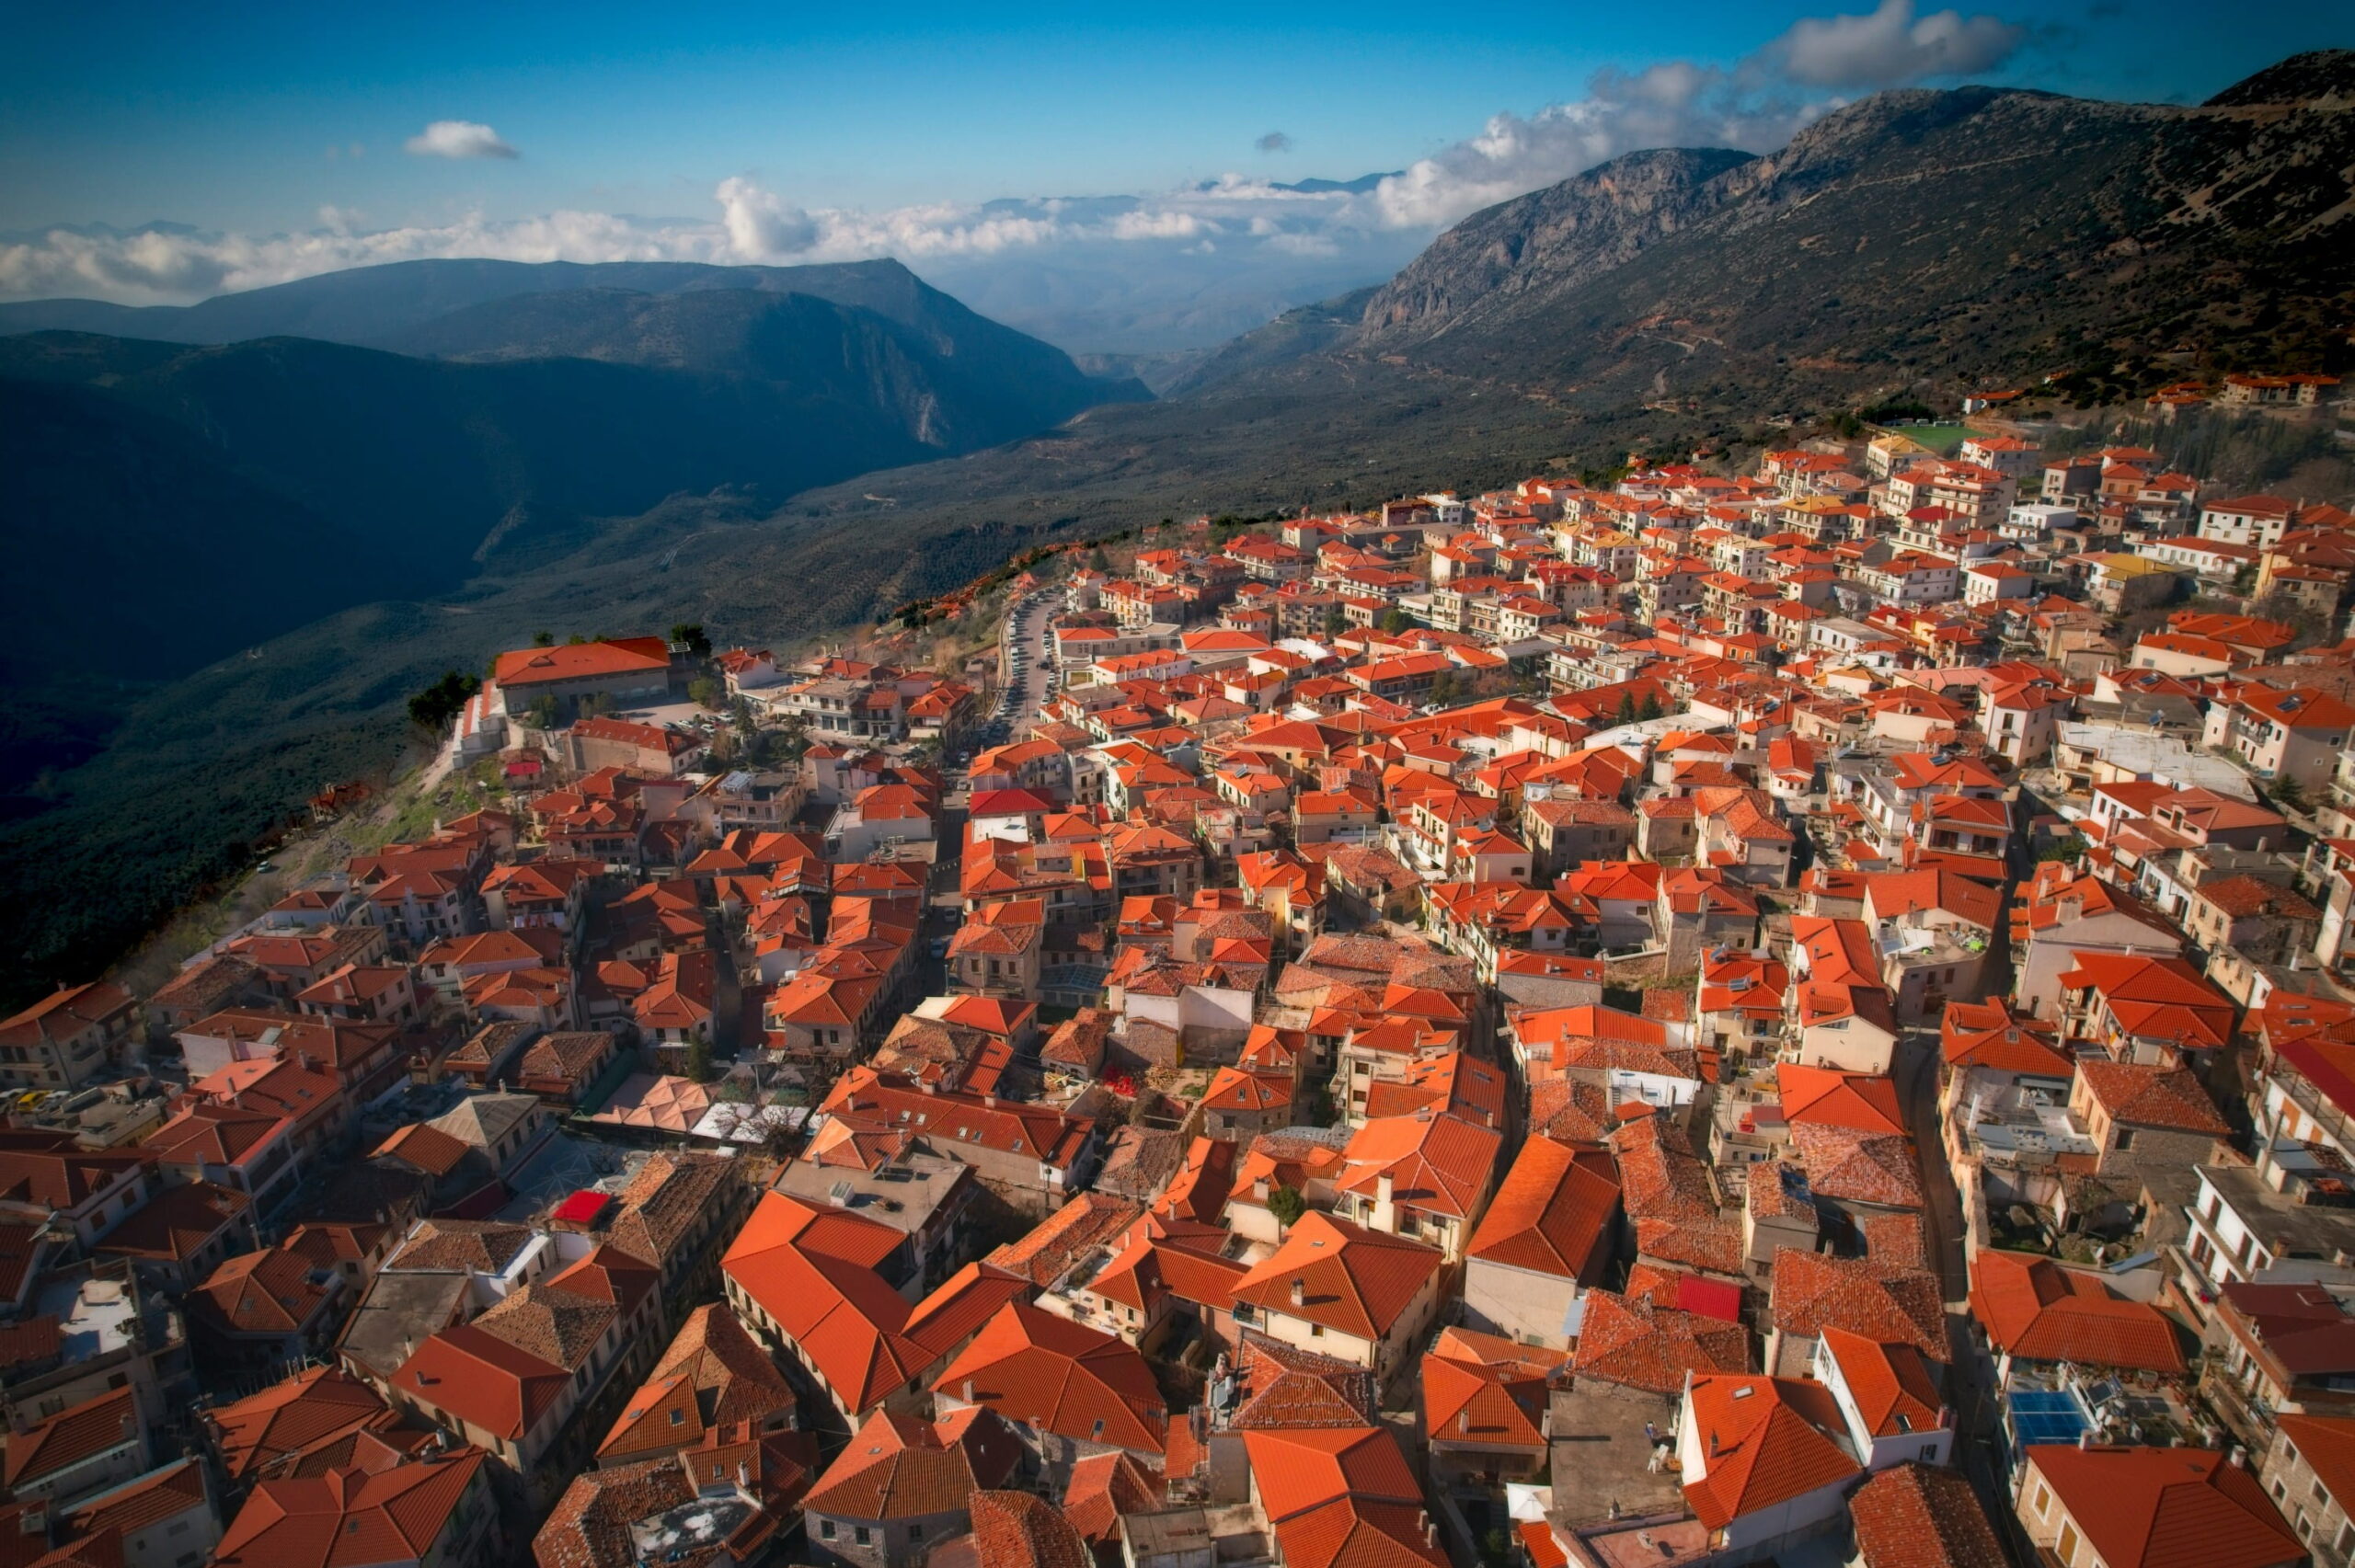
(1771, 1250, 1947, 1361)
(1465, 1137, 1619, 1280)
(1967, 1251, 2185, 1373)
(2022, 1443, 2300, 1568)
(1572, 1289, 1751, 1394)
(1682, 1374, 1859, 1530)
(934, 1302, 1168, 1456)
(215, 1449, 488, 1568)
(1848, 1460, 2009, 1568)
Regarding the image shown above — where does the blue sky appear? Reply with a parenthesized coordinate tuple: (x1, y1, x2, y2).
(2, 1, 2347, 346)
(6, 0, 2341, 234)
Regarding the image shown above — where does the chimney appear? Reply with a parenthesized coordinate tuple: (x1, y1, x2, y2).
(1290, 1277, 1306, 1309)
(1377, 1172, 1395, 1207)
(2077, 1432, 2092, 1450)
(962, 1379, 975, 1404)
(2230, 1446, 2247, 1469)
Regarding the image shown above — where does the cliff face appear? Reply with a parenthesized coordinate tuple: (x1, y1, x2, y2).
(1357, 147, 1759, 343)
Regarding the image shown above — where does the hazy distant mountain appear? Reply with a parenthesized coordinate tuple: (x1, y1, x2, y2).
(0, 258, 1145, 692)
(0, 255, 1159, 373)
(1277, 173, 1398, 194)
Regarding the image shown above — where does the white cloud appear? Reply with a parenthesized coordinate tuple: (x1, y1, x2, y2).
(1362, 0, 2018, 230)
(0, 3, 2028, 345)
(1768, 0, 2023, 87)
(404, 120, 519, 160)
(1364, 72, 1813, 230)
(716, 177, 817, 258)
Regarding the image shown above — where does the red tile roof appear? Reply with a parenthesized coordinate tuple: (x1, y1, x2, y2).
(723, 1192, 1028, 1415)
(213, 1448, 488, 1568)
(1464, 1137, 1619, 1281)
(2074, 1060, 2230, 1137)
(1818, 1326, 1941, 1437)
(1229, 1212, 1442, 1341)
(391, 1322, 570, 1441)
(1771, 1250, 1947, 1361)
(1968, 1251, 2186, 1373)
(204, 1367, 396, 1482)
(1242, 1425, 1443, 1568)
(2023, 1444, 2299, 1568)
(1572, 1288, 1752, 1394)
(1420, 1331, 1562, 1453)
(1775, 1065, 1904, 1134)
(2058, 953, 2236, 1052)
(1940, 998, 2073, 1079)
(4, 1387, 140, 1490)
(1847, 1460, 2010, 1568)
(1682, 1374, 1860, 1530)
(493, 635, 672, 688)
(969, 1489, 1095, 1568)
(802, 1407, 1022, 1521)
(934, 1302, 1168, 1456)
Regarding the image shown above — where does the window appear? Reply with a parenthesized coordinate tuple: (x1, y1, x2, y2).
(820, 1521, 836, 1540)
(2316, 1479, 2330, 1505)
(910, 1524, 925, 1543)
(2034, 1485, 2051, 1519)
(856, 1527, 872, 1546)
(1309, 1323, 1325, 1337)
(2276, 1480, 2291, 1502)
(2057, 1522, 2080, 1563)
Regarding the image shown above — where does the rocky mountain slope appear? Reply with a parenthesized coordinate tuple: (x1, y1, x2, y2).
(1355, 147, 1758, 342)
(1176, 56, 2355, 411)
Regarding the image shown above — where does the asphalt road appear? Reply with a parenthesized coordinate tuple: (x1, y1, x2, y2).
(981, 591, 1055, 743)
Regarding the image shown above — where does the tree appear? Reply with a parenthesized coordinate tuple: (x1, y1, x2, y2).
(407, 670, 481, 734)
(684, 1033, 713, 1083)
(1377, 609, 1413, 635)
(1615, 692, 1637, 725)
(688, 676, 724, 710)
(532, 630, 555, 647)
(524, 694, 559, 732)
(1322, 603, 1347, 639)
(1637, 692, 1663, 721)
(669, 623, 712, 658)
(2274, 775, 2308, 811)
(1266, 1184, 1306, 1227)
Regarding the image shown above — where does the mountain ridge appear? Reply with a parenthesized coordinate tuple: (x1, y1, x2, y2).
(0, 262, 1147, 699)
